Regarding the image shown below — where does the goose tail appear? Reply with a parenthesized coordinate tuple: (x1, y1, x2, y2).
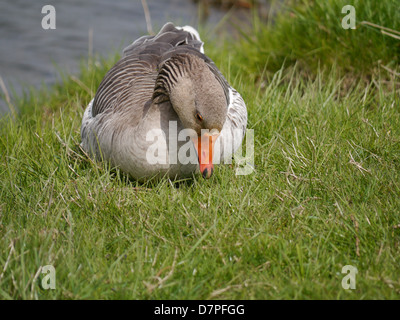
(123, 22, 204, 57)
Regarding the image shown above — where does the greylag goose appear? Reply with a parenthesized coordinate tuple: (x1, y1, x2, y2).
(81, 22, 247, 181)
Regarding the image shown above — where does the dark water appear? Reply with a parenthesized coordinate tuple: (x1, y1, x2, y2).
(0, 0, 252, 115)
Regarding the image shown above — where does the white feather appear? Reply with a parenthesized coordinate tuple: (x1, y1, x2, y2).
(176, 25, 204, 54)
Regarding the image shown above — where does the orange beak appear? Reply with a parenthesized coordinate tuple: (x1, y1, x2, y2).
(192, 132, 219, 179)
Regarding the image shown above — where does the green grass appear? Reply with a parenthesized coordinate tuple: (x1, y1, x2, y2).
(229, 0, 400, 78)
(1, 0, 400, 299)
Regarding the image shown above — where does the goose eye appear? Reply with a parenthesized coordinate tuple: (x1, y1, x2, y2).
(195, 113, 203, 122)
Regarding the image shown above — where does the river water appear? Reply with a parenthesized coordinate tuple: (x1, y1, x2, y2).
(0, 0, 253, 115)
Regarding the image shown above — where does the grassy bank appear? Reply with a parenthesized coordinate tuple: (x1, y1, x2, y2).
(0, 0, 399, 299)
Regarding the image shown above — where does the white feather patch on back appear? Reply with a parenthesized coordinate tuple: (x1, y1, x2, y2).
(176, 25, 204, 54)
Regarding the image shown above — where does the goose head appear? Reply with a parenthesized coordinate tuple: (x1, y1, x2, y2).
(153, 53, 227, 178)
